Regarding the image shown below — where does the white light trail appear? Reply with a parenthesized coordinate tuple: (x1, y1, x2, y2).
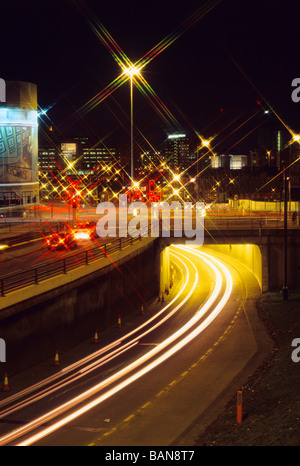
(0, 254, 190, 419)
(0, 246, 233, 446)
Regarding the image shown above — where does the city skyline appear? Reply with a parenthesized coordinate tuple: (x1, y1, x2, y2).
(1, 0, 299, 154)
(1, 0, 300, 448)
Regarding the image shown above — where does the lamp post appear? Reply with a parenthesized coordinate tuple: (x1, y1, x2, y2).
(282, 133, 300, 300)
(130, 73, 133, 183)
(122, 64, 141, 186)
(198, 136, 213, 201)
(283, 160, 288, 300)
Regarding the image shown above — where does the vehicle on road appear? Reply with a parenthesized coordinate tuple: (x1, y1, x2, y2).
(71, 221, 97, 240)
(47, 232, 78, 251)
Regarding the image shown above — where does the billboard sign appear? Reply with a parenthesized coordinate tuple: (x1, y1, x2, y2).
(0, 108, 38, 184)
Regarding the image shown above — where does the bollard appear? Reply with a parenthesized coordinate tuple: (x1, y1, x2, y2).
(2, 373, 9, 392)
(54, 350, 60, 366)
(93, 330, 99, 344)
(237, 390, 243, 424)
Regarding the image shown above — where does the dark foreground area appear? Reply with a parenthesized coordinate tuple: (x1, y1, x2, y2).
(196, 290, 300, 446)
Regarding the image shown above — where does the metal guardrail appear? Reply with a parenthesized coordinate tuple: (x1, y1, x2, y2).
(203, 216, 299, 230)
(0, 234, 144, 297)
(0, 222, 68, 247)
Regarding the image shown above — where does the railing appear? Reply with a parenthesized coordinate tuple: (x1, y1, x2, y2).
(0, 234, 145, 297)
(204, 216, 298, 230)
(0, 222, 67, 247)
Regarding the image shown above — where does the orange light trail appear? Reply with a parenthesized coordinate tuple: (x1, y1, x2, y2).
(0, 246, 233, 446)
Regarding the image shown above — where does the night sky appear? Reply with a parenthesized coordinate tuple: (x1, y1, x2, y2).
(1, 0, 300, 153)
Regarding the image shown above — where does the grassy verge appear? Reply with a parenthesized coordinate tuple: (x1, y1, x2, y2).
(196, 290, 300, 446)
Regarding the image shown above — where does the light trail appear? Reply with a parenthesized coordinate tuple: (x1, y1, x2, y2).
(0, 253, 190, 417)
(0, 247, 233, 446)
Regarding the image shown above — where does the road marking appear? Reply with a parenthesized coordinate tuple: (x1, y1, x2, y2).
(169, 380, 177, 387)
(150, 306, 243, 403)
(141, 401, 151, 410)
(103, 428, 116, 437)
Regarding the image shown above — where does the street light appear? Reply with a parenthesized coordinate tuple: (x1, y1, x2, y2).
(201, 139, 211, 148)
(122, 64, 142, 186)
(283, 159, 288, 300)
(292, 133, 300, 144)
(283, 132, 300, 300)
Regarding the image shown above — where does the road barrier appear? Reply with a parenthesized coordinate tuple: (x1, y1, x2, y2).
(2, 373, 9, 392)
(0, 234, 144, 297)
(0, 222, 67, 247)
(237, 390, 243, 424)
(54, 351, 60, 367)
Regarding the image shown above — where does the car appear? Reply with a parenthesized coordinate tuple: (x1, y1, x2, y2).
(71, 221, 97, 240)
(47, 232, 78, 250)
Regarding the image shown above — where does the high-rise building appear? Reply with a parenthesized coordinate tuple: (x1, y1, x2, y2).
(164, 133, 190, 171)
(38, 138, 119, 175)
(38, 147, 62, 173)
(80, 146, 119, 173)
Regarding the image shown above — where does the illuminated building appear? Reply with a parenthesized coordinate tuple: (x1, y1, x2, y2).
(0, 81, 39, 206)
(210, 154, 221, 168)
(61, 141, 78, 163)
(38, 148, 62, 173)
(230, 154, 248, 170)
(164, 133, 190, 171)
(39, 138, 120, 178)
(80, 147, 118, 173)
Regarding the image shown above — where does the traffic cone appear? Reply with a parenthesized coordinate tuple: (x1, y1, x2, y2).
(117, 316, 122, 328)
(54, 350, 60, 366)
(93, 330, 99, 344)
(2, 373, 9, 392)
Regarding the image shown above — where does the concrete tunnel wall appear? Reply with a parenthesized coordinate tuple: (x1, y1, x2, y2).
(160, 246, 170, 295)
(0, 240, 161, 375)
(203, 244, 262, 290)
(158, 240, 263, 293)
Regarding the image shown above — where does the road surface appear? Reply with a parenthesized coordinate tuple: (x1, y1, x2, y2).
(0, 245, 272, 446)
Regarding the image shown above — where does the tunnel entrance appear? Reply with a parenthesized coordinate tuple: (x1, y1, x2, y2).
(203, 244, 262, 290)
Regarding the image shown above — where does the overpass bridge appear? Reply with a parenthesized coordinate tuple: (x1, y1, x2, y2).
(1, 215, 299, 297)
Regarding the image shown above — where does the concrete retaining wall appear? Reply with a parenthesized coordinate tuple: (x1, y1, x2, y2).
(0, 239, 160, 375)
